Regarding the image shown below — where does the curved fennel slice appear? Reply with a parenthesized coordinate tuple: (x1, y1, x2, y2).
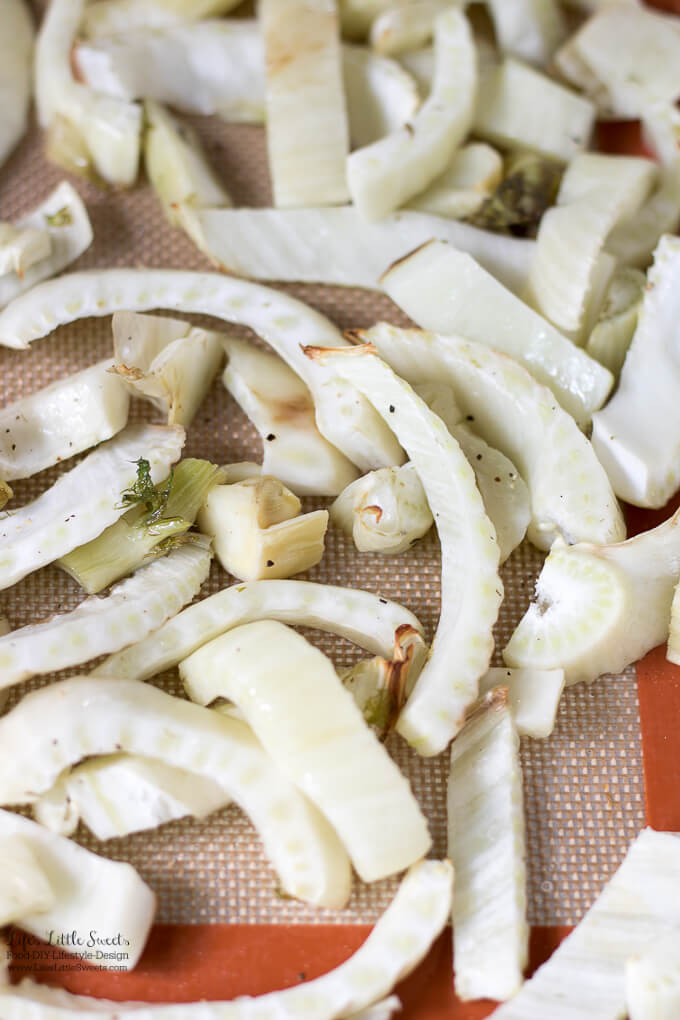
(82, 0, 244, 38)
(0, 0, 33, 169)
(0, 424, 184, 592)
(449, 693, 527, 1002)
(181, 620, 431, 882)
(626, 930, 680, 1020)
(606, 161, 680, 267)
(331, 462, 433, 555)
(0, 268, 400, 474)
(306, 344, 502, 756)
(0, 677, 351, 909)
(0, 182, 94, 311)
(362, 323, 625, 550)
(406, 142, 503, 220)
(0, 542, 211, 691)
(0, 834, 55, 925)
(491, 828, 680, 1020)
(586, 267, 644, 379)
(0, 360, 129, 480)
(94, 578, 424, 681)
(477, 667, 565, 739)
(0, 224, 50, 278)
(381, 239, 613, 426)
(0, 860, 452, 1020)
(178, 205, 536, 296)
(369, 1, 450, 56)
(592, 235, 680, 508)
(347, 8, 476, 220)
(342, 45, 420, 148)
(0, 807, 155, 970)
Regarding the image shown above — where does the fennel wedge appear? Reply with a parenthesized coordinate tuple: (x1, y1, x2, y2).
(0, 0, 33, 169)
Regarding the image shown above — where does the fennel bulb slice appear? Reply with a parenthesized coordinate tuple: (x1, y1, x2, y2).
(178, 205, 535, 296)
(448, 693, 528, 1001)
(331, 462, 433, 555)
(0, 424, 183, 592)
(369, 1, 450, 56)
(0, 360, 129, 480)
(82, 0, 244, 37)
(222, 337, 358, 497)
(95, 578, 424, 681)
(0, 0, 33, 169)
(0, 182, 93, 311)
(591, 235, 680, 508)
(485, 0, 565, 67)
(181, 620, 431, 882)
(362, 323, 625, 550)
(0, 859, 452, 1020)
(0, 542, 211, 691)
(0, 267, 400, 474)
(491, 828, 680, 1019)
(347, 8, 476, 220)
(586, 268, 645, 379)
(667, 580, 680, 667)
(260, 0, 349, 208)
(477, 667, 565, 739)
(0, 677, 351, 909)
(406, 142, 503, 220)
(343, 45, 420, 148)
(0, 836, 55, 925)
(0, 225, 50, 277)
(626, 930, 680, 1020)
(0, 807, 155, 970)
(306, 344, 502, 756)
(607, 162, 680, 267)
(381, 239, 613, 427)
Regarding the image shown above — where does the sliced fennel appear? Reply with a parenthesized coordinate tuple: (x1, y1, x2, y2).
(592, 235, 680, 508)
(626, 930, 680, 1020)
(667, 579, 680, 667)
(0, 677, 352, 909)
(607, 161, 680, 268)
(448, 692, 527, 1002)
(261, 0, 349, 207)
(112, 310, 224, 427)
(0, 542, 211, 691)
(0, 360, 129, 480)
(0, 0, 32, 168)
(94, 578, 424, 681)
(485, 0, 565, 67)
(381, 239, 613, 426)
(347, 8, 476, 220)
(0, 807, 155, 970)
(181, 620, 431, 882)
(586, 267, 645, 379)
(0, 182, 93, 312)
(82, 0, 244, 38)
(343, 45, 420, 148)
(407, 142, 503, 220)
(331, 463, 433, 555)
(222, 337, 358, 497)
(362, 323, 625, 550)
(58, 457, 221, 593)
(0, 835, 55, 925)
(491, 828, 680, 1019)
(477, 667, 565, 739)
(0, 268, 400, 474)
(0, 424, 183, 592)
(306, 344, 502, 756)
(369, 1, 450, 56)
(0, 225, 50, 277)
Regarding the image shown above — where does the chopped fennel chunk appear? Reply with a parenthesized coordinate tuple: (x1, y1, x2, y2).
(0, 542, 211, 692)
(606, 160, 680, 268)
(0, 0, 33, 169)
(586, 267, 645, 379)
(343, 45, 420, 148)
(362, 323, 625, 550)
(0, 835, 55, 925)
(0, 677, 351, 909)
(626, 930, 680, 1020)
(94, 578, 424, 681)
(369, 1, 451, 57)
(407, 142, 503, 220)
(306, 344, 502, 756)
(181, 620, 431, 881)
(491, 829, 680, 1019)
(485, 0, 566, 68)
(0, 424, 183, 592)
(347, 8, 476, 220)
(82, 0, 244, 37)
(0, 224, 51, 277)
(331, 463, 434, 555)
(666, 579, 680, 667)
(449, 693, 528, 1001)
(381, 239, 613, 427)
(0, 807, 155, 970)
(477, 667, 565, 739)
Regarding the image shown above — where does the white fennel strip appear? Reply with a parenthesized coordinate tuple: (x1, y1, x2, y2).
(381, 239, 613, 427)
(0, 424, 183, 592)
(347, 9, 476, 220)
(0, 360, 129, 480)
(485, 0, 565, 67)
(0, 268, 399, 474)
(0, 542, 211, 691)
(586, 268, 645, 380)
(0, 835, 55, 925)
(0, 182, 93, 311)
(343, 45, 419, 148)
(491, 828, 680, 1020)
(0, 808, 155, 970)
(0, 225, 49, 278)
(307, 344, 502, 756)
(369, 2, 450, 56)
(260, 0, 349, 207)
(362, 323, 625, 550)
(0, 677, 351, 909)
(0, 859, 452, 1020)
(94, 579, 424, 681)
(0, 0, 33, 169)
(626, 930, 680, 1020)
(82, 0, 244, 37)
(449, 693, 527, 1001)
(607, 162, 680, 268)
(477, 667, 565, 740)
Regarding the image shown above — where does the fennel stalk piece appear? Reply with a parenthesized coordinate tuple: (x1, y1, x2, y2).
(0, 424, 183, 592)
(0, 677, 351, 909)
(261, 0, 349, 207)
(347, 8, 476, 220)
(0, 0, 33, 169)
(477, 667, 565, 739)
(0, 268, 399, 473)
(307, 344, 502, 756)
(181, 621, 431, 882)
(0, 808, 155, 970)
(95, 579, 424, 681)
(83, 0, 244, 37)
(362, 323, 625, 550)
(607, 161, 680, 267)
(0, 542, 211, 691)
